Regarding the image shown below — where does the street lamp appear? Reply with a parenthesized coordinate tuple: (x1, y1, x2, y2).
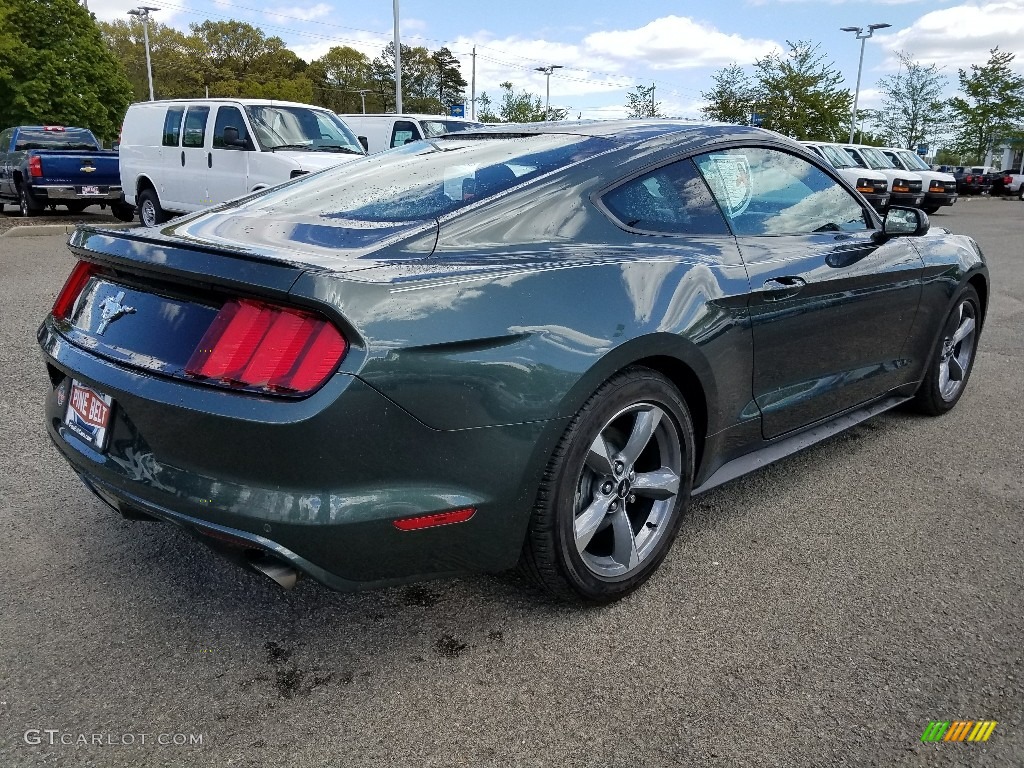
(127, 6, 159, 101)
(392, 0, 402, 113)
(841, 22, 890, 144)
(534, 65, 563, 120)
(349, 89, 371, 113)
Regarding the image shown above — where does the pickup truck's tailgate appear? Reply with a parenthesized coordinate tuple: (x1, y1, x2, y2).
(35, 150, 120, 187)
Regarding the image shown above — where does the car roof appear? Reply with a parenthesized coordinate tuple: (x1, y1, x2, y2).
(129, 98, 332, 109)
(449, 119, 775, 145)
(341, 113, 482, 121)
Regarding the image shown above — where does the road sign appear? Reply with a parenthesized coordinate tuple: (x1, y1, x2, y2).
(449, 103, 465, 117)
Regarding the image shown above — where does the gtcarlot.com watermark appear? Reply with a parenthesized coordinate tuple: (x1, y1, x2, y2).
(24, 729, 203, 747)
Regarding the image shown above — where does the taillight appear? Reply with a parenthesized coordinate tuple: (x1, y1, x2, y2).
(393, 507, 477, 531)
(52, 261, 100, 320)
(185, 298, 347, 395)
(28, 156, 42, 177)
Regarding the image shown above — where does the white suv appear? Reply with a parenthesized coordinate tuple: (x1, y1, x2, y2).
(120, 98, 366, 227)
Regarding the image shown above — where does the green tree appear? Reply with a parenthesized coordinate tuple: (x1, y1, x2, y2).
(99, 19, 203, 101)
(947, 48, 1024, 163)
(308, 46, 373, 113)
(431, 47, 468, 112)
(700, 63, 755, 124)
(474, 81, 566, 122)
(752, 41, 851, 141)
(874, 51, 948, 150)
(0, 0, 132, 142)
(625, 84, 663, 118)
(475, 92, 499, 122)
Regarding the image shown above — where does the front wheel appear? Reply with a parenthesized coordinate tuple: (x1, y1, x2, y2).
(912, 285, 981, 415)
(137, 188, 169, 227)
(520, 367, 695, 603)
(922, 205, 940, 214)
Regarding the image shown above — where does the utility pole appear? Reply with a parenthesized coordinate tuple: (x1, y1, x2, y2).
(534, 64, 563, 120)
(392, 0, 402, 113)
(471, 47, 476, 120)
(651, 82, 655, 117)
(127, 6, 159, 101)
(840, 23, 891, 144)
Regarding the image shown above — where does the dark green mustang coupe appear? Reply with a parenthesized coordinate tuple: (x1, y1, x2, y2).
(39, 121, 987, 603)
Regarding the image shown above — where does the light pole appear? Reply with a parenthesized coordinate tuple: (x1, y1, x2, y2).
(392, 0, 402, 113)
(127, 6, 159, 101)
(840, 23, 890, 144)
(534, 65, 563, 120)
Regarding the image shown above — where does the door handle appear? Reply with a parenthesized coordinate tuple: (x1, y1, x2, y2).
(180, 151, 185, 167)
(762, 276, 807, 300)
(207, 152, 212, 169)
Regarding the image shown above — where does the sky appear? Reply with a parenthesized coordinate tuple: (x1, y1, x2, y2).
(86, 0, 1024, 120)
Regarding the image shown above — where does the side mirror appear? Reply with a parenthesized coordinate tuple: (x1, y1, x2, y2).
(223, 126, 251, 150)
(358, 136, 368, 152)
(875, 206, 930, 242)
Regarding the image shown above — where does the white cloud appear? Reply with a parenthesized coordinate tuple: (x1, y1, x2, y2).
(87, 0, 186, 26)
(583, 15, 782, 69)
(872, 2, 1024, 71)
(264, 4, 332, 23)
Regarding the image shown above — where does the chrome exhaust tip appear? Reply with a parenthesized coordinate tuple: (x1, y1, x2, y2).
(249, 555, 299, 590)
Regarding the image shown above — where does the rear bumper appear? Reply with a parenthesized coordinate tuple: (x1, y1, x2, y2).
(31, 184, 122, 201)
(39, 318, 555, 590)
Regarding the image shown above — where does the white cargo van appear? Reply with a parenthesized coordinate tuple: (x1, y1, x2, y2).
(877, 147, 958, 214)
(120, 98, 366, 226)
(837, 143, 926, 210)
(340, 114, 485, 153)
(800, 141, 890, 212)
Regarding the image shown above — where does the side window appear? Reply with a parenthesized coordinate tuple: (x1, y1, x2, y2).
(182, 106, 210, 148)
(162, 108, 184, 147)
(213, 106, 250, 149)
(390, 120, 421, 149)
(696, 147, 869, 236)
(601, 159, 730, 235)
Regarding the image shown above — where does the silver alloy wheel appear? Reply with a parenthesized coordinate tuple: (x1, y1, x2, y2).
(573, 402, 683, 578)
(938, 298, 977, 402)
(140, 197, 157, 227)
(19, 187, 30, 217)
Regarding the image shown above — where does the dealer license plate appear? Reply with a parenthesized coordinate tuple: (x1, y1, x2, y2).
(63, 379, 114, 451)
(81, 185, 101, 195)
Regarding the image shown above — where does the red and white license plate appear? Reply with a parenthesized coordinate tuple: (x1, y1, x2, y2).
(80, 185, 101, 195)
(63, 379, 114, 450)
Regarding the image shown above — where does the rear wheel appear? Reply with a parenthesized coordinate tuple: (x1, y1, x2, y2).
(138, 188, 168, 227)
(65, 201, 90, 214)
(912, 285, 981, 415)
(520, 367, 695, 603)
(18, 185, 41, 217)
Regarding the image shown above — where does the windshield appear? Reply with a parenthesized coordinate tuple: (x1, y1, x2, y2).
(818, 144, 855, 168)
(236, 134, 612, 222)
(420, 120, 486, 138)
(15, 128, 99, 151)
(859, 147, 896, 170)
(896, 150, 930, 170)
(244, 106, 364, 154)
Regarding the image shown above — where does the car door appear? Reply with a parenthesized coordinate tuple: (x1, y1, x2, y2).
(0, 129, 13, 198)
(172, 105, 210, 211)
(207, 104, 251, 204)
(694, 146, 924, 439)
(390, 119, 422, 149)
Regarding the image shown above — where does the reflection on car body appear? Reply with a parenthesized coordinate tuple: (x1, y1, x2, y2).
(39, 120, 988, 604)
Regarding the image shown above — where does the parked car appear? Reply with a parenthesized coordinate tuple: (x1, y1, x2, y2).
(878, 147, 957, 214)
(0, 125, 130, 218)
(1002, 167, 1024, 199)
(119, 98, 366, 227)
(801, 141, 890, 211)
(340, 113, 485, 153)
(838, 144, 926, 209)
(40, 121, 988, 603)
(958, 166, 997, 195)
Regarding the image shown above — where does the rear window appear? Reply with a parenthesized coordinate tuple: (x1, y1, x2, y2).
(14, 128, 99, 151)
(237, 134, 613, 222)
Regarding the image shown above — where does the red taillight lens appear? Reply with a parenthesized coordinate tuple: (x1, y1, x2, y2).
(28, 156, 42, 177)
(185, 298, 347, 395)
(52, 261, 100, 320)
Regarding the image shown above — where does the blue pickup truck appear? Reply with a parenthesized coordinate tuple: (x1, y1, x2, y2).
(0, 125, 131, 218)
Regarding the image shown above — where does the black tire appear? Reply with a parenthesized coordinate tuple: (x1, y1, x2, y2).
(912, 285, 981, 416)
(922, 205, 940, 214)
(137, 188, 169, 227)
(65, 201, 90, 214)
(18, 185, 41, 217)
(111, 201, 136, 222)
(519, 366, 695, 603)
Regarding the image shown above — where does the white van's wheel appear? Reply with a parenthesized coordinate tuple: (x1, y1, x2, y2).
(138, 188, 169, 227)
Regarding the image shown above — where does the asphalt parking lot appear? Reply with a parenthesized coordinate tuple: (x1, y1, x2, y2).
(1, 199, 1021, 767)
